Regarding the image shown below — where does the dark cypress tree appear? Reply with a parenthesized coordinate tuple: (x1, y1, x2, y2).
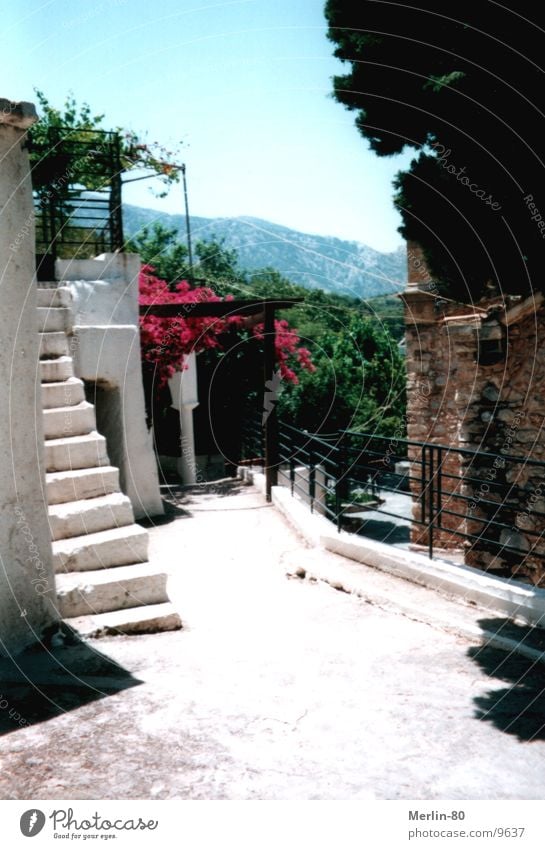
(325, 1, 545, 300)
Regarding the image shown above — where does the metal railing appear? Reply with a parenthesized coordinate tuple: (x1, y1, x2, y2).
(239, 415, 545, 571)
(30, 127, 124, 270)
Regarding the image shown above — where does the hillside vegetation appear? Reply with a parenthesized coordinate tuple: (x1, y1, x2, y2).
(129, 223, 406, 440)
(123, 204, 406, 300)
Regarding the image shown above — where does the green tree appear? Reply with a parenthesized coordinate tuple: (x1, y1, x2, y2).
(325, 2, 545, 300)
(195, 237, 241, 283)
(126, 222, 248, 294)
(278, 313, 405, 435)
(129, 223, 407, 442)
(127, 224, 190, 285)
(29, 90, 183, 194)
(29, 91, 184, 259)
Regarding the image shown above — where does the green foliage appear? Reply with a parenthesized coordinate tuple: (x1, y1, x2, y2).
(29, 90, 109, 192)
(360, 294, 404, 340)
(131, 222, 407, 438)
(278, 312, 406, 436)
(325, 1, 545, 300)
(195, 236, 241, 284)
(126, 224, 190, 285)
(127, 222, 248, 294)
(28, 91, 183, 196)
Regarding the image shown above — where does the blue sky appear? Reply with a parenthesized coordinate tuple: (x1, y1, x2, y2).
(7, 0, 413, 251)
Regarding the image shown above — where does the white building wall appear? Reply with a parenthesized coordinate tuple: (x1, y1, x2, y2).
(56, 253, 164, 519)
(0, 99, 58, 655)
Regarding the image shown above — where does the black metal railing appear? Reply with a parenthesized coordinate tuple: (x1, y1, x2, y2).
(30, 127, 124, 272)
(239, 415, 545, 572)
(240, 411, 265, 466)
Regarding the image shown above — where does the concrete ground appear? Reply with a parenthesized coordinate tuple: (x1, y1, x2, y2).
(1, 479, 545, 800)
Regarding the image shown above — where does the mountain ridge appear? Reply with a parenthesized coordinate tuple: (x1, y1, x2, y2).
(123, 204, 407, 299)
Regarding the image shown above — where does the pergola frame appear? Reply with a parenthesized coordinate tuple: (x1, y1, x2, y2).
(139, 298, 303, 500)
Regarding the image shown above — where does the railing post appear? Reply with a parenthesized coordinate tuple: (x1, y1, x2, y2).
(428, 446, 435, 560)
(436, 446, 442, 531)
(308, 443, 315, 513)
(335, 435, 349, 533)
(110, 132, 124, 251)
(263, 303, 279, 501)
(420, 443, 427, 550)
(290, 449, 295, 496)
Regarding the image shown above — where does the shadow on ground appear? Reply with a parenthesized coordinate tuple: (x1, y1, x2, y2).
(468, 618, 545, 741)
(139, 477, 252, 526)
(351, 518, 410, 545)
(0, 631, 142, 736)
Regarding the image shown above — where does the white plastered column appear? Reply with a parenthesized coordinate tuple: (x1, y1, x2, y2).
(168, 352, 199, 485)
(0, 99, 58, 655)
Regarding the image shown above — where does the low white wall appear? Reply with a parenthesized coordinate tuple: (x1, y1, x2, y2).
(239, 465, 545, 630)
(271, 483, 545, 628)
(0, 99, 57, 655)
(58, 254, 163, 519)
(73, 325, 163, 519)
(57, 253, 141, 326)
(278, 464, 328, 516)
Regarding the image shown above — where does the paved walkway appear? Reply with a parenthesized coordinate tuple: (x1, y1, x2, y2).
(1, 480, 545, 799)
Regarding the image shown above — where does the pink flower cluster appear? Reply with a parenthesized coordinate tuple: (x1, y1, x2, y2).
(138, 267, 314, 388)
(252, 318, 315, 384)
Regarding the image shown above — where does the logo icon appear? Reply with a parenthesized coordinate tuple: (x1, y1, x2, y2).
(262, 369, 282, 425)
(20, 809, 46, 837)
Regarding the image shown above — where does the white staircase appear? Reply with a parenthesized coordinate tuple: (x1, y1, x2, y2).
(38, 285, 181, 638)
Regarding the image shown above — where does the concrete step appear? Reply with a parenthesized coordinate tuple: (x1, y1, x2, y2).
(40, 356, 74, 384)
(37, 287, 71, 308)
(39, 331, 69, 359)
(65, 602, 182, 638)
(48, 492, 134, 541)
(53, 524, 149, 573)
(43, 400, 96, 439)
(45, 431, 110, 472)
(37, 307, 70, 333)
(41, 377, 85, 410)
(55, 563, 169, 618)
(46, 465, 120, 505)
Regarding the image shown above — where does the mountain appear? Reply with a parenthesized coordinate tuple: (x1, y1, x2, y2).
(122, 204, 407, 299)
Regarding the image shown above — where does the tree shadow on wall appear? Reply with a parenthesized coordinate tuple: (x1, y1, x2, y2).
(468, 618, 545, 741)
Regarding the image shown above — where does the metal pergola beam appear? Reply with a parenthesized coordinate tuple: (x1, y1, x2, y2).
(139, 298, 302, 319)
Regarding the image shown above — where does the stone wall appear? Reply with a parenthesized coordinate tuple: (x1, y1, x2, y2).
(0, 99, 58, 655)
(402, 241, 545, 585)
